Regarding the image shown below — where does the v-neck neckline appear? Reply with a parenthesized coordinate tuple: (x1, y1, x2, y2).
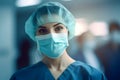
(40, 61, 77, 80)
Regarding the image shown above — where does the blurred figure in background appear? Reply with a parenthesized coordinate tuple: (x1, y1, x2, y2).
(68, 31, 103, 71)
(16, 37, 32, 69)
(95, 21, 120, 80)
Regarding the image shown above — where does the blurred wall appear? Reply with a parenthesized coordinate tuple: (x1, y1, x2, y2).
(73, 2, 120, 23)
(0, 5, 16, 80)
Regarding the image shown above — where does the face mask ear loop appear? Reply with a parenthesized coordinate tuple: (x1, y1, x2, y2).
(36, 39, 40, 51)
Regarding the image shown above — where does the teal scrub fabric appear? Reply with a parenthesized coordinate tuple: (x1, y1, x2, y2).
(10, 61, 107, 80)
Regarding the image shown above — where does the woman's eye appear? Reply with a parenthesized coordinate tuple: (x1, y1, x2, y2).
(55, 26, 64, 32)
(38, 28, 49, 35)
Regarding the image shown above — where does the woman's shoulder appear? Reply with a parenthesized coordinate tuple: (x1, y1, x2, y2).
(70, 61, 107, 80)
(16, 61, 44, 73)
(72, 61, 99, 72)
(10, 61, 44, 80)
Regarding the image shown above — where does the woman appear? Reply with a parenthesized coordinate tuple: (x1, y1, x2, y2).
(10, 2, 107, 80)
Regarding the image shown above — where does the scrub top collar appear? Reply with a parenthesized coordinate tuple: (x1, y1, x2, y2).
(40, 61, 77, 80)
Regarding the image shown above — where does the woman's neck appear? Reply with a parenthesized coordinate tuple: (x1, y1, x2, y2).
(42, 51, 75, 70)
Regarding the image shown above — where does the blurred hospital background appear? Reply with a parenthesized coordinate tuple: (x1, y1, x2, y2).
(0, 0, 120, 80)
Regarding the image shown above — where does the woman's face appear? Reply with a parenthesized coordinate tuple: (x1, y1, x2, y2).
(36, 22, 68, 36)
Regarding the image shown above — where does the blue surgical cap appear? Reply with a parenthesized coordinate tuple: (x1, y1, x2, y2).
(25, 2, 76, 41)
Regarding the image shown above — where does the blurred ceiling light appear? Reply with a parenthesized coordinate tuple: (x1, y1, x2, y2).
(89, 22, 108, 36)
(61, 0, 72, 1)
(16, 0, 41, 7)
(75, 19, 88, 36)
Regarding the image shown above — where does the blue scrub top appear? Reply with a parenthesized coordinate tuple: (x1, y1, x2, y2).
(10, 61, 107, 80)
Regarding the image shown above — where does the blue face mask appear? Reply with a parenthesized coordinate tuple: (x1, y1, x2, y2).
(35, 33, 69, 59)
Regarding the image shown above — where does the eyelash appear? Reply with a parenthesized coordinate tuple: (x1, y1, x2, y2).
(55, 26, 64, 32)
(38, 28, 49, 35)
(37, 25, 64, 35)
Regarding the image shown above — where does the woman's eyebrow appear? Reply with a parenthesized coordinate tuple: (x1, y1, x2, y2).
(53, 23, 62, 27)
(39, 26, 47, 28)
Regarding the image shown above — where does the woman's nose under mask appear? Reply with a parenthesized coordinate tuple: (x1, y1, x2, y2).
(35, 33, 69, 59)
